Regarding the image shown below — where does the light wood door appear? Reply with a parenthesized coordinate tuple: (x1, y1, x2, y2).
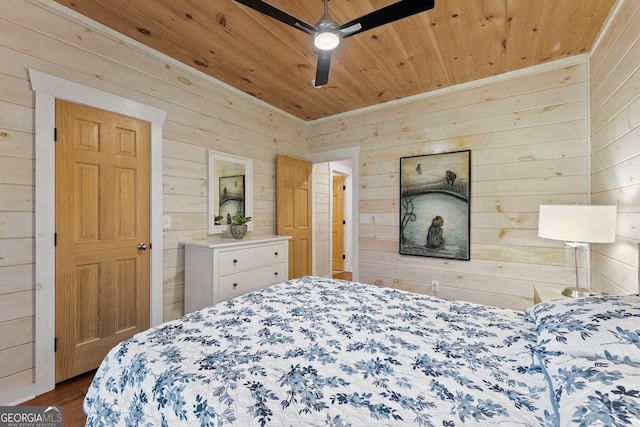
(55, 100, 150, 382)
(332, 175, 345, 271)
(276, 155, 312, 279)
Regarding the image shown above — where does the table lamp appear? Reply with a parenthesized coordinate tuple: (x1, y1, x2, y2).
(538, 205, 617, 297)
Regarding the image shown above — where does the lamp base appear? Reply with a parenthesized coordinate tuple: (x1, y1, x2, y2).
(561, 287, 595, 298)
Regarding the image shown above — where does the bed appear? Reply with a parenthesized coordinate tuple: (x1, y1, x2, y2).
(83, 276, 640, 426)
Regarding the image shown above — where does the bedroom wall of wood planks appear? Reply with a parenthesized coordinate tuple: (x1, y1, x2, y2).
(307, 58, 592, 309)
(589, 0, 640, 296)
(1, 0, 638, 406)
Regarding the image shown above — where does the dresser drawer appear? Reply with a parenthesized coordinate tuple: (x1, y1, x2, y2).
(183, 236, 291, 312)
(218, 262, 287, 301)
(218, 242, 287, 275)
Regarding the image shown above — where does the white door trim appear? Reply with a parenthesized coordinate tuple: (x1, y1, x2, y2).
(307, 146, 360, 281)
(330, 163, 353, 273)
(29, 69, 167, 395)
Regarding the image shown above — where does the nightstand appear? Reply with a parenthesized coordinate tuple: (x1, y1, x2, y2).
(533, 284, 570, 304)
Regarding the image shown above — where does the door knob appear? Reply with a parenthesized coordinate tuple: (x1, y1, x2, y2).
(137, 243, 147, 250)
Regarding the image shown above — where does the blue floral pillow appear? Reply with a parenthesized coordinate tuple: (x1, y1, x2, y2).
(544, 354, 640, 426)
(526, 294, 640, 363)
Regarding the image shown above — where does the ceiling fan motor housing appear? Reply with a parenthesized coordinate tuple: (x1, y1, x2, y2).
(314, 19, 340, 50)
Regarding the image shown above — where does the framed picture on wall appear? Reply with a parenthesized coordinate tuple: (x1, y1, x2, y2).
(399, 150, 471, 260)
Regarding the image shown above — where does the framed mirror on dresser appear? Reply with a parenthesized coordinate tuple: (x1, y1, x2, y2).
(208, 150, 253, 234)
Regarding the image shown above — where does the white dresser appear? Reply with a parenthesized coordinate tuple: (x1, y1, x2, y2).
(183, 235, 290, 313)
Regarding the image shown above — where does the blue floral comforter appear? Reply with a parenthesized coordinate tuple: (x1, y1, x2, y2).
(84, 277, 555, 426)
(526, 294, 640, 426)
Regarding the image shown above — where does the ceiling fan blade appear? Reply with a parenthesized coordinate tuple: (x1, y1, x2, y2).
(338, 0, 435, 38)
(339, 23, 362, 36)
(235, 0, 316, 34)
(314, 50, 332, 87)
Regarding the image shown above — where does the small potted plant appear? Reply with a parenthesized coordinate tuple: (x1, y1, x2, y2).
(214, 214, 224, 225)
(230, 215, 252, 239)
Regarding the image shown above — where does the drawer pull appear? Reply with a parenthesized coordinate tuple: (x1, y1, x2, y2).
(232, 282, 238, 289)
(274, 272, 279, 277)
(233, 259, 238, 265)
(274, 252, 278, 257)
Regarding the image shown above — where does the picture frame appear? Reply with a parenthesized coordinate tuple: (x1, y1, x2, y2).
(399, 150, 471, 260)
(218, 175, 245, 224)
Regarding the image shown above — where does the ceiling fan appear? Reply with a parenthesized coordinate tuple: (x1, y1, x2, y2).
(234, 0, 436, 87)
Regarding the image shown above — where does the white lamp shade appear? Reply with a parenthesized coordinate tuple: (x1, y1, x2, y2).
(538, 205, 617, 243)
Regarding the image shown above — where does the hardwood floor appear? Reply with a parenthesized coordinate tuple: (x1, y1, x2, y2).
(332, 271, 352, 281)
(20, 370, 95, 427)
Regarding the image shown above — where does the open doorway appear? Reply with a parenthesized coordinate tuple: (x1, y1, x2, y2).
(307, 147, 359, 282)
(330, 161, 353, 280)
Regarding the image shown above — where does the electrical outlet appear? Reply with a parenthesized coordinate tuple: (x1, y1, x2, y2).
(431, 280, 440, 292)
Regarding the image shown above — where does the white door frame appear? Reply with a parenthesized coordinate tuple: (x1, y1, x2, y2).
(29, 69, 167, 395)
(307, 146, 360, 281)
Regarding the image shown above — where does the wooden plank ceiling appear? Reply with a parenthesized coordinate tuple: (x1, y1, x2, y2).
(54, 0, 616, 121)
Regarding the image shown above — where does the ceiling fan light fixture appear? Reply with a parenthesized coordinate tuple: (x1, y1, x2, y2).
(314, 31, 340, 50)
